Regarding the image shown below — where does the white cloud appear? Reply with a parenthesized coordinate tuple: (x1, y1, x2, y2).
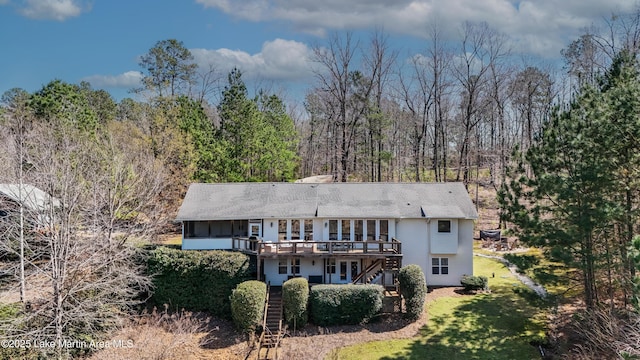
(195, 0, 639, 57)
(83, 39, 311, 90)
(82, 71, 142, 88)
(19, 0, 89, 21)
(0, 0, 10, 5)
(191, 38, 313, 81)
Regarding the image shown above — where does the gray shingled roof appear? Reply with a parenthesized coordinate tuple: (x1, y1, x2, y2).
(0, 184, 61, 212)
(176, 182, 478, 221)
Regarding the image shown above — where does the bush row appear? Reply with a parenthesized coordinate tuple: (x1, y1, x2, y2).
(398, 264, 427, 320)
(310, 284, 384, 326)
(230, 280, 266, 333)
(146, 246, 253, 318)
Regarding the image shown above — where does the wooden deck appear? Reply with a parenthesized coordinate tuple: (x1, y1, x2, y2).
(232, 237, 402, 258)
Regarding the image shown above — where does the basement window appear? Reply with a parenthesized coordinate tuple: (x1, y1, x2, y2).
(326, 259, 336, 274)
(437, 220, 451, 233)
(278, 259, 288, 274)
(291, 258, 300, 274)
(432, 257, 449, 275)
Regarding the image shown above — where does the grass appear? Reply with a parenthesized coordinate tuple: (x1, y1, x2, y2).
(473, 239, 577, 300)
(161, 234, 182, 246)
(329, 256, 548, 360)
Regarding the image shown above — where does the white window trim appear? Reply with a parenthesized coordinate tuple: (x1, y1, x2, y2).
(432, 257, 449, 275)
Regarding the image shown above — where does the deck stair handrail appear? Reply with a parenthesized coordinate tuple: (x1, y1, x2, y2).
(257, 281, 271, 359)
(352, 258, 384, 284)
(257, 284, 283, 360)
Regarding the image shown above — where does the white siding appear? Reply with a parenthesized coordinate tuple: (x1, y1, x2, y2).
(388, 220, 396, 240)
(427, 219, 474, 286)
(182, 238, 232, 250)
(395, 218, 429, 281)
(313, 219, 324, 240)
(262, 258, 324, 285)
(430, 219, 459, 254)
(262, 219, 278, 241)
(396, 218, 475, 287)
(457, 219, 475, 277)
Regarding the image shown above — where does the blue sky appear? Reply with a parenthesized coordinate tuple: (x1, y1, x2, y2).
(1, 0, 638, 102)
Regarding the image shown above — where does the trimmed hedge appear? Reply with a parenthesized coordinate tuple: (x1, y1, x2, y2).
(398, 264, 427, 320)
(460, 275, 488, 291)
(282, 277, 309, 329)
(146, 246, 253, 318)
(310, 284, 384, 326)
(230, 280, 267, 333)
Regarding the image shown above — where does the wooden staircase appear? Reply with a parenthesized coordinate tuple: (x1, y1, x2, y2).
(256, 286, 284, 360)
(352, 259, 383, 284)
(352, 256, 402, 285)
(385, 257, 400, 271)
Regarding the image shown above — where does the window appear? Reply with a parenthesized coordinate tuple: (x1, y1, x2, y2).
(291, 220, 300, 240)
(291, 258, 300, 274)
(354, 220, 363, 241)
(185, 221, 194, 237)
(341, 220, 351, 240)
(278, 259, 288, 274)
(380, 220, 389, 241)
(340, 261, 347, 281)
(438, 220, 451, 233)
(326, 259, 336, 274)
(232, 220, 247, 237)
(329, 220, 338, 240)
(278, 220, 287, 240)
(304, 219, 313, 240)
(350, 261, 358, 282)
(432, 257, 449, 275)
(367, 219, 376, 240)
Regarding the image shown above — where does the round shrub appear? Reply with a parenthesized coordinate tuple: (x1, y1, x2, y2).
(310, 284, 384, 326)
(283, 277, 309, 329)
(398, 264, 427, 320)
(230, 280, 267, 333)
(460, 275, 488, 292)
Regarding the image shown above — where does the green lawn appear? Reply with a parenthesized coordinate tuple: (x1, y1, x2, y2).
(329, 256, 548, 360)
(474, 241, 575, 299)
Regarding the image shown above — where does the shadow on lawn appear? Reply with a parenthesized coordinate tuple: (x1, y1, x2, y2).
(380, 289, 546, 360)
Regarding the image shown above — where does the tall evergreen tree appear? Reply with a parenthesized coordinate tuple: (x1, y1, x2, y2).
(138, 39, 197, 97)
(499, 52, 640, 309)
(216, 69, 298, 182)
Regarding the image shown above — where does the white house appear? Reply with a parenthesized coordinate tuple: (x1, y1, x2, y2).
(0, 184, 61, 229)
(175, 182, 478, 287)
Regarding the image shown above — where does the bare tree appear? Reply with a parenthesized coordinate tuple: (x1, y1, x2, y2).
(398, 53, 434, 181)
(452, 22, 509, 185)
(1, 88, 35, 303)
(311, 32, 375, 182)
(0, 118, 161, 358)
(362, 29, 398, 182)
(190, 63, 224, 105)
(398, 24, 454, 182)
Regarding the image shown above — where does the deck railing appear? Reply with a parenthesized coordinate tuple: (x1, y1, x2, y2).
(232, 237, 401, 256)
